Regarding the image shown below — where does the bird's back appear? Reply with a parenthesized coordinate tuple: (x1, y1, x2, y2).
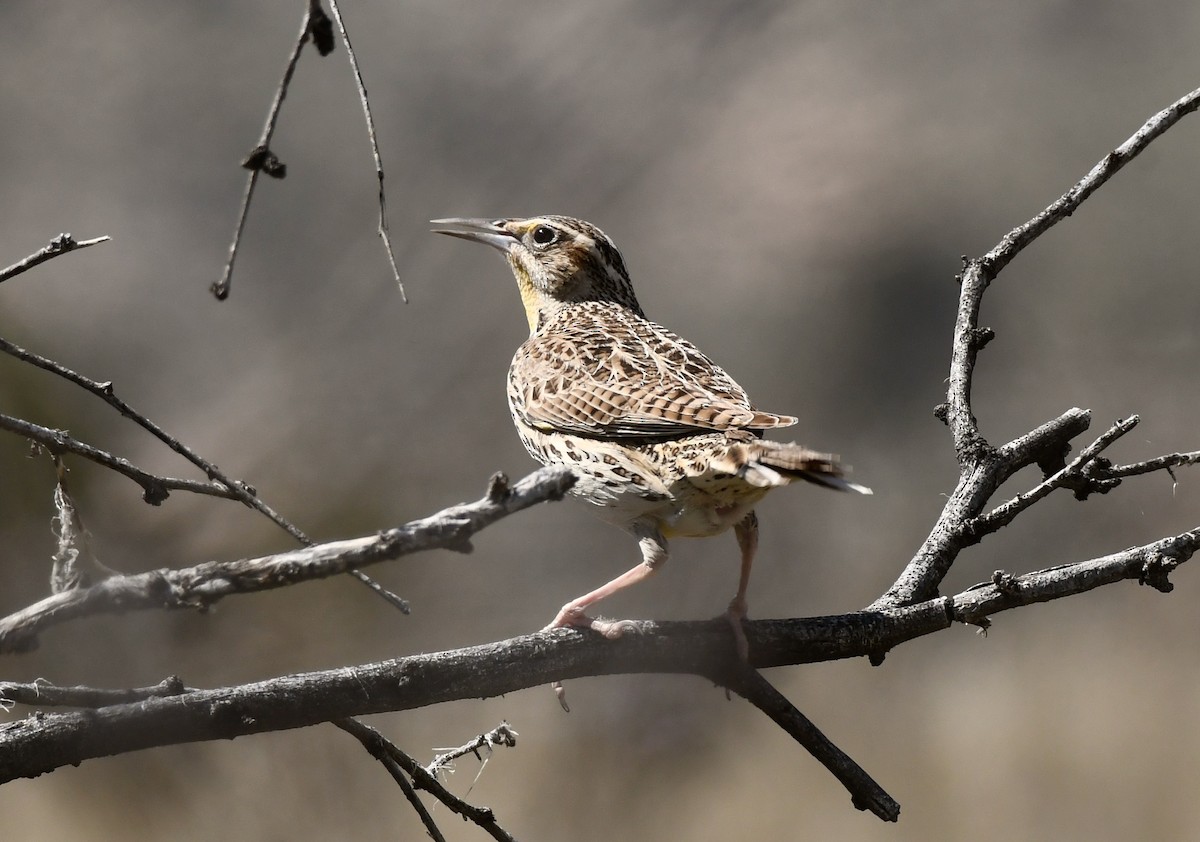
(507, 301, 797, 443)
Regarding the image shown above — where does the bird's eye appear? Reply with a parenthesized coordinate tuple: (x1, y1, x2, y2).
(531, 225, 557, 245)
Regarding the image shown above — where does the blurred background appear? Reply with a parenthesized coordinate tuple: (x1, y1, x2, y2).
(3, 1, 1200, 839)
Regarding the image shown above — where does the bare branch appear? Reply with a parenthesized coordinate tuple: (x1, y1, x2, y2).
(0, 233, 110, 285)
(983, 85, 1200, 276)
(0, 677, 187, 708)
(0, 467, 575, 653)
(994, 408, 1094, 478)
(326, 0, 405, 301)
(873, 85, 1200, 610)
(1100, 450, 1200, 480)
(951, 527, 1200, 627)
(334, 719, 449, 842)
(1, 524, 1187, 790)
(336, 719, 518, 842)
(0, 413, 240, 505)
(212, 4, 320, 301)
(426, 722, 518, 778)
(0, 514, 1190, 810)
(0, 611, 950, 786)
(968, 416, 1139, 537)
(0, 334, 408, 610)
(720, 666, 899, 822)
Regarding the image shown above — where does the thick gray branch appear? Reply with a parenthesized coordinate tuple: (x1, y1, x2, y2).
(0, 468, 575, 653)
(2, 525, 1191, 788)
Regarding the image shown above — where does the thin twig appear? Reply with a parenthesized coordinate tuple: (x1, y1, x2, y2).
(951, 526, 1200, 627)
(720, 666, 899, 821)
(0, 334, 408, 611)
(426, 722, 518, 778)
(336, 719, 518, 842)
(968, 416, 1140, 537)
(1103, 450, 1200, 480)
(0, 467, 575, 652)
(211, 6, 316, 301)
(872, 85, 1200, 609)
(983, 86, 1200, 277)
(0, 677, 187, 708)
(0, 234, 110, 285)
(326, 0, 405, 301)
(0, 413, 240, 505)
(335, 719, 448, 842)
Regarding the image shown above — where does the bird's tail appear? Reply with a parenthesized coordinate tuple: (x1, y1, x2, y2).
(717, 436, 872, 495)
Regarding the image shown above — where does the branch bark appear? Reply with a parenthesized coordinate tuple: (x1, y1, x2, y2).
(871, 83, 1200, 610)
(0, 468, 575, 653)
(2, 520, 1191, 789)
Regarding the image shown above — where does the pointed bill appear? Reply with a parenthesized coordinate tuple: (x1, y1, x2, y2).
(430, 217, 519, 253)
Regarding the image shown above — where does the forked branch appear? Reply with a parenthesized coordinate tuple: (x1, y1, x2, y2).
(872, 83, 1200, 610)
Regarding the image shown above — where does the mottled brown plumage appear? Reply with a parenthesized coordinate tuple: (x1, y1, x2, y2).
(433, 215, 870, 660)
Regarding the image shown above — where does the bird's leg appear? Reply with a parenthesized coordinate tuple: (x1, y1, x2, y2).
(544, 522, 667, 639)
(726, 510, 759, 662)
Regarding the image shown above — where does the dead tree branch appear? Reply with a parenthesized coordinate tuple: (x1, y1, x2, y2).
(326, 0, 404, 300)
(335, 719, 450, 842)
(336, 718, 519, 842)
(426, 721, 518, 779)
(870, 83, 1200, 611)
(213, 0, 402, 300)
(0, 327, 410, 609)
(0, 468, 574, 653)
(0, 233, 110, 285)
(2, 519, 1192, 798)
(212, 3, 318, 300)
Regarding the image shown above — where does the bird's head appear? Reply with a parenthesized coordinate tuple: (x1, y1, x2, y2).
(432, 215, 643, 333)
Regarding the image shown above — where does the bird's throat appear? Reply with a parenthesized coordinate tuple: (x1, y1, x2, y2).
(514, 268, 542, 333)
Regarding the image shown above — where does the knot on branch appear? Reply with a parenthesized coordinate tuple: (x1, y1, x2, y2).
(141, 479, 170, 506)
(46, 233, 80, 255)
(960, 432, 995, 465)
(970, 327, 995, 351)
(486, 472, 511, 503)
(933, 403, 949, 425)
(1035, 440, 1072, 477)
(156, 675, 187, 696)
(1070, 456, 1124, 500)
(1048, 455, 1124, 501)
(242, 145, 287, 179)
(209, 698, 256, 737)
(307, 5, 335, 55)
(975, 255, 999, 283)
(227, 479, 258, 497)
(991, 570, 1021, 595)
(1139, 552, 1177, 593)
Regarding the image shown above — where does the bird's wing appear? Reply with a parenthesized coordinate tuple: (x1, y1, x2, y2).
(509, 308, 797, 440)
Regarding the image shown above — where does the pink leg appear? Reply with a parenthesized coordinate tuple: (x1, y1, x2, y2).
(725, 511, 759, 661)
(545, 523, 667, 639)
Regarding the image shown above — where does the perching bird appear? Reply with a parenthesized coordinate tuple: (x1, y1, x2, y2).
(432, 215, 870, 660)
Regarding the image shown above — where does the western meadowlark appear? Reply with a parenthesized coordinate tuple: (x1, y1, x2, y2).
(432, 215, 870, 659)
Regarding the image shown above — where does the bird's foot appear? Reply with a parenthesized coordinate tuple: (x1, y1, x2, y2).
(543, 606, 641, 712)
(543, 605, 640, 639)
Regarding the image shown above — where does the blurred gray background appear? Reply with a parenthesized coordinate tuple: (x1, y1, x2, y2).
(3, 1, 1200, 839)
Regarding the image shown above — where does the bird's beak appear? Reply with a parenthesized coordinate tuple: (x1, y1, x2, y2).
(430, 217, 519, 253)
